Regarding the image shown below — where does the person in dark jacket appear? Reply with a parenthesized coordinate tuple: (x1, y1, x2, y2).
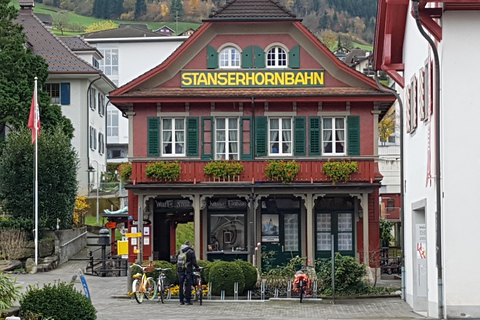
(177, 241, 199, 305)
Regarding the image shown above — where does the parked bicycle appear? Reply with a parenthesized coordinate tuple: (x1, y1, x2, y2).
(130, 263, 157, 304)
(192, 266, 207, 305)
(154, 267, 171, 304)
(292, 265, 313, 303)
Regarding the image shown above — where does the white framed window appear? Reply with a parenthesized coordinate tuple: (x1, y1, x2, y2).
(269, 118, 292, 156)
(266, 46, 287, 67)
(107, 109, 118, 138)
(98, 48, 119, 85)
(219, 47, 240, 68)
(162, 118, 185, 156)
(44, 83, 60, 104)
(90, 88, 96, 110)
(215, 117, 239, 160)
(322, 117, 346, 155)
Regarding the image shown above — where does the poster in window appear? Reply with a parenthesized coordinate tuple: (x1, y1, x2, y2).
(262, 214, 279, 242)
(144, 226, 150, 236)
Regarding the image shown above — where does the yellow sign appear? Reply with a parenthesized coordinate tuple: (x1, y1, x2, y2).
(117, 240, 128, 255)
(125, 232, 142, 238)
(134, 249, 140, 253)
(181, 70, 325, 88)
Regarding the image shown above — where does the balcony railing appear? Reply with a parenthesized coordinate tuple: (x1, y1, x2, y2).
(130, 160, 380, 185)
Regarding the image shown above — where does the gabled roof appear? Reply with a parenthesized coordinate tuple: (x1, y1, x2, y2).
(205, 0, 298, 21)
(61, 35, 98, 52)
(14, 7, 100, 73)
(83, 26, 167, 39)
(34, 13, 53, 25)
(119, 23, 149, 29)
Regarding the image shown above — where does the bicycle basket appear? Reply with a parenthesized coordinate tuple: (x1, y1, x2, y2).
(141, 262, 155, 273)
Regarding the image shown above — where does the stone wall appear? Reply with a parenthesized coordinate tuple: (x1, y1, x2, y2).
(44, 227, 87, 265)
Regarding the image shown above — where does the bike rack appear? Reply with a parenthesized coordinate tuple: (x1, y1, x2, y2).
(287, 280, 292, 298)
(234, 282, 238, 300)
(207, 282, 212, 300)
(261, 279, 266, 301)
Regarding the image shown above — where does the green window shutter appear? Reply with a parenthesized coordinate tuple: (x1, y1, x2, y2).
(240, 116, 253, 160)
(309, 116, 321, 156)
(241, 46, 253, 69)
(147, 117, 160, 157)
(201, 116, 214, 160)
(288, 45, 300, 69)
(294, 116, 306, 156)
(347, 116, 360, 155)
(254, 46, 266, 68)
(255, 116, 267, 156)
(187, 117, 199, 157)
(60, 82, 70, 105)
(207, 46, 218, 69)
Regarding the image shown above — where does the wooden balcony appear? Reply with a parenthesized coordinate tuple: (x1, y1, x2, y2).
(130, 160, 381, 185)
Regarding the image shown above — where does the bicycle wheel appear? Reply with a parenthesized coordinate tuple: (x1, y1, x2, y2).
(145, 277, 157, 301)
(158, 278, 165, 304)
(132, 279, 143, 304)
(197, 278, 203, 305)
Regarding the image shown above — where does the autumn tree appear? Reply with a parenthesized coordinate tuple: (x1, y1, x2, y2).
(320, 30, 337, 51)
(84, 20, 117, 33)
(379, 106, 396, 145)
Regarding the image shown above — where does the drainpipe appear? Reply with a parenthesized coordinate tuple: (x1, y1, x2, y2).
(373, 74, 405, 300)
(412, 1, 443, 318)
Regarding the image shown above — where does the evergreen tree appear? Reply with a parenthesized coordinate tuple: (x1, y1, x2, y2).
(171, 0, 184, 17)
(134, 0, 147, 19)
(0, 0, 74, 139)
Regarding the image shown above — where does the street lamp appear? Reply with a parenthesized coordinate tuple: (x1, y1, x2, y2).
(90, 159, 100, 224)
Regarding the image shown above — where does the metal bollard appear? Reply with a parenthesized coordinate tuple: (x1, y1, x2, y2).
(247, 290, 252, 300)
(208, 282, 212, 300)
(234, 282, 238, 300)
(287, 280, 292, 298)
(167, 289, 171, 300)
(221, 290, 225, 300)
(274, 288, 279, 298)
(261, 279, 266, 301)
(313, 280, 318, 298)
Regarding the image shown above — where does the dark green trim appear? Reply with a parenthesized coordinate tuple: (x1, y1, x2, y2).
(207, 45, 218, 69)
(255, 116, 267, 156)
(288, 45, 300, 69)
(147, 117, 160, 157)
(294, 116, 306, 156)
(187, 117, 199, 157)
(315, 211, 355, 259)
(254, 45, 266, 68)
(347, 116, 360, 155)
(309, 116, 321, 156)
(241, 46, 253, 68)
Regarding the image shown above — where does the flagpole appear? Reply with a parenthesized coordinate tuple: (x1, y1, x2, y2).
(34, 77, 39, 266)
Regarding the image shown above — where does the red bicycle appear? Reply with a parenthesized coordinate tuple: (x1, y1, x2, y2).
(293, 266, 312, 303)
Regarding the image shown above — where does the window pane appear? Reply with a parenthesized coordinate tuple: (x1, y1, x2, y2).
(284, 214, 298, 251)
(338, 233, 352, 251)
(163, 119, 172, 129)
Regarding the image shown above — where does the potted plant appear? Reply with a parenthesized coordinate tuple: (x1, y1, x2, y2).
(117, 162, 132, 183)
(264, 160, 300, 184)
(204, 160, 244, 181)
(321, 160, 358, 184)
(145, 161, 181, 181)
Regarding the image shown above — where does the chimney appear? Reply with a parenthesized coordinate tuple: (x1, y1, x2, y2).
(19, 0, 35, 9)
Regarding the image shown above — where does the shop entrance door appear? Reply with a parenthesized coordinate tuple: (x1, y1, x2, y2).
(261, 199, 301, 268)
(153, 213, 171, 261)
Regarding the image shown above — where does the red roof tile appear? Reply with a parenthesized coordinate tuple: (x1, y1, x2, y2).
(206, 0, 298, 21)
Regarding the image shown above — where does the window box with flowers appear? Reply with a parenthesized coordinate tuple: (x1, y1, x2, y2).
(117, 162, 132, 183)
(204, 160, 244, 181)
(321, 160, 358, 184)
(264, 160, 300, 184)
(145, 161, 181, 181)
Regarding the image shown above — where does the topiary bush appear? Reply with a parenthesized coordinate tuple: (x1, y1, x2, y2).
(19, 282, 96, 320)
(315, 253, 368, 295)
(208, 261, 245, 296)
(233, 260, 258, 292)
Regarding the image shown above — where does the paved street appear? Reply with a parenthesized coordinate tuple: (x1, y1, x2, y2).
(10, 259, 434, 320)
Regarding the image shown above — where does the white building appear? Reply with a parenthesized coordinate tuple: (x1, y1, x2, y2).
(16, 0, 116, 196)
(374, 0, 480, 318)
(82, 28, 188, 163)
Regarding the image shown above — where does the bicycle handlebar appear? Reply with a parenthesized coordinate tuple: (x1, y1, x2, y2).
(155, 267, 172, 272)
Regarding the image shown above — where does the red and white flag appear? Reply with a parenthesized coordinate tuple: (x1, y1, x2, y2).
(28, 80, 41, 144)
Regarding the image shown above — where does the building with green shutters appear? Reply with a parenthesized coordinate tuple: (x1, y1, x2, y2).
(109, 0, 395, 271)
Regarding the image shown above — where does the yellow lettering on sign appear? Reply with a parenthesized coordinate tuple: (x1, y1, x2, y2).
(208, 72, 217, 86)
(197, 73, 207, 86)
(304, 72, 313, 84)
(218, 72, 227, 86)
(285, 72, 294, 85)
(182, 73, 193, 86)
(275, 72, 284, 85)
(228, 73, 236, 86)
(295, 72, 305, 85)
(237, 72, 245, 85)
(315, 72, 324, 85)
(125, 232, 142, 238)
(255, 73, 265, 85)
(265, 72, 275, 86)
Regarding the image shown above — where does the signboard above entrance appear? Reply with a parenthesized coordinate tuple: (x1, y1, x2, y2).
(181, 70, 325, 88)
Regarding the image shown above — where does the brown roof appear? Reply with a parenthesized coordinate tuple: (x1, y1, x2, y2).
(112, 87, 393, 99)
(60, 36, 97, 51)
(14, 8, 99, 73)
(206, 0, 298, 21)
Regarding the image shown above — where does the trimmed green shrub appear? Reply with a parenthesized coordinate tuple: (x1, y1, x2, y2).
(151, 260, 178, 286)
(315, 253, 368, 295)
(0, 272, 22, 312)
(209, 261, 244, 296)
(233, 260, 258, 292)
(19, 282, 96, 320)
(197, 259, 211, 285)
